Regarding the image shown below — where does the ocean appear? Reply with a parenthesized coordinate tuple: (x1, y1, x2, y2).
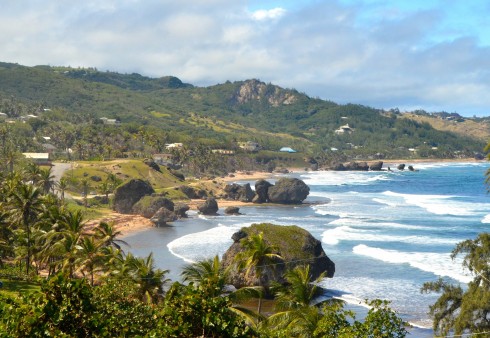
(124, 161, 490, 336)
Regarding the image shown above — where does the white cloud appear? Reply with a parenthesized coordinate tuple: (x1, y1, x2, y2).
(0, 1, 489, 116)
(251, 7, 286, 21)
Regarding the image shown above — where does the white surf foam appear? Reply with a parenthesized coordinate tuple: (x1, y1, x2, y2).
(321, 225, 459, 246)
(302, 171, 391, 187)
(382, 190, 487, 216)
(328, 218, 431, 230)
(482, 214, 490, 223)
(353, 244, 472, 283)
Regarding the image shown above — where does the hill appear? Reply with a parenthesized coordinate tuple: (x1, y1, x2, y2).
(0, 62, 486, 160)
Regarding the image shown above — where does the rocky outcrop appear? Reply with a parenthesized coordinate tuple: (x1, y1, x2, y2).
(132, 195, 174, 218)
(224, 206, 241, 215)
(174, 203, 190, 218)
(254, 179, 273, 203)
(267, 178, 310, 204)
(224, 183, 255, 202)
(221, 223, 335, 289)
(143, 158, 161, 172)
(233, 79, 297, 107)
(113, 179, 154, 214)
(397, 164, 405, 170)
(369, 161, 384, 171)
(178, 185, 207, 199)
(150, 207, 177, 227)
(197, 197, 219, 215)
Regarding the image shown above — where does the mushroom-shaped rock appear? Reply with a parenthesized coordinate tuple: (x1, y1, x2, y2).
(197, 197, 219, 215)
(254, 179, 273, 203)
(113, 179, 154, 214)
(221, 223, 335, 289)
(224, 183, 255, 202)
(224, 206, 241, 215)
(151, 207, 177, 227)
(174, 203, 190, 218)
(267, 178, 310, 204)
(369, 161, 384, 171)
(132, 195, 174, 218)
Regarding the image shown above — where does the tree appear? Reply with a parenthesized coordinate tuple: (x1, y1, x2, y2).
(8, 183, 43, 275)
(235, 232, 282, 315)
(422, 233, 490, 336)
(93, 221, 128, 250)
(37, 167, 56, 194)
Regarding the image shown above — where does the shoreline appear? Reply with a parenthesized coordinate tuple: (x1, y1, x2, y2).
(101, 158, 485, 237)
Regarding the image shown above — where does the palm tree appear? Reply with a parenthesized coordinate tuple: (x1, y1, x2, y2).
(125, 252, 169, 303)
(234, 232, 282, 315)
(57, 177, 69, 203)
(37, 167, 56, 194)
(182, 256, 262, 325)
(79, 178, 90, 207)
(75, 236, 104, 286)
(8, 183, 43, 275)
(267, 265, 327, 336)
(93, 221, 128, 250)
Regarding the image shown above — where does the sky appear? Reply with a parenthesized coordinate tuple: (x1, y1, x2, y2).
(1, 0, 490, 117)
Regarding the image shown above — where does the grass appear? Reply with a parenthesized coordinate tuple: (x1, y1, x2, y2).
(0, 279, 41, 297)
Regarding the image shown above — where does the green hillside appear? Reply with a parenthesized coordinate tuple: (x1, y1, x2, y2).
(0, 62, 486, 160)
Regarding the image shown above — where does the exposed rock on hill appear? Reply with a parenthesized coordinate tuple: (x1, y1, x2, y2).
(221, 223, 335, 289)
(267, 178, 310, 204)
(233, 79, 297, 107)
(113, 179, 154, 214)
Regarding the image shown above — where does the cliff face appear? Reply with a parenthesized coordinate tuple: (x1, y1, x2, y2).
(233, 79, 297, 107)
(221, 223, 335, 290)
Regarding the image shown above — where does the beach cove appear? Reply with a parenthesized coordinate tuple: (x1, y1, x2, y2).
(118, 160, 489, 337)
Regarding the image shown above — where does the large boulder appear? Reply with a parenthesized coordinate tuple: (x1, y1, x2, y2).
(254, 179, 273, 203)
(132, 195, 174, 218)
(221, 223, 335, 289)
(397, 164, 406, 170)
(344, 161, 369, 171)
(174, 203, 190, 218)
(150, 207, 178, 227)
(178, 185, 208, 199)
(224, 183, 255, 202)
(197, 197, 219, 215)
(224, 206, 241, 215)
(369, 161, 384, 171)
(143, 158, 161, 172)
(267, 178, 310, 204)
(113, 179, 154, 214)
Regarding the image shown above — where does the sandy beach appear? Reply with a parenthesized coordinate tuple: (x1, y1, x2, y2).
(94, 158, 484, 237)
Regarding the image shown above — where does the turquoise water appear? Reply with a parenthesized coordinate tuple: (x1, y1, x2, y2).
(125, 161, 490, 336)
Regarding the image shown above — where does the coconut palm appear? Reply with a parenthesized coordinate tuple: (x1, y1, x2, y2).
(234, 231, 282, 315)
(125, 252, 169, 303)
(8, 183, 43, 275)
(267, 265, 327, 337)
(93, 221, 128, 250)
(57, 177, 69, 202)
(75, 236, 105, 286)
(37, 167, 56, 194)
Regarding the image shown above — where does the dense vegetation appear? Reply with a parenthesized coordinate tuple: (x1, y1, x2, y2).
(0, 163, 408, 336)
(0, 62, 486, 163)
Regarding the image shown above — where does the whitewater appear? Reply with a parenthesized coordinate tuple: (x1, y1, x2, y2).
(124, 161, 490, 337)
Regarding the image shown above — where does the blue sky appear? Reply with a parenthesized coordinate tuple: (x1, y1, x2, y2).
(1, 0, 489, 116)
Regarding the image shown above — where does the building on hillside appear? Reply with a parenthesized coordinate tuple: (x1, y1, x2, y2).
(334, 124, 353, 135)
(0, 112, 7, 120)
(100, 117, 120, 125)
(238, 141, 260, 152)
(279, 147, 297, 153)
(152, 153, 174, 165)
(212, 149, 235, 155)
(165, 143, 183, 150)
(22, 153, 52, 166)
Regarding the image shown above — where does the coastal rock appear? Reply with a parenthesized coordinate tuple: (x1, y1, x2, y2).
(113, 179, 154, 214)
(197, 197, 219, 215)
(267, 178, 310, 204)
(150, 207, 177, 226)
(408, 165, 415, 171)
(174, 203, 190, 218)
(224, 183, 255, 202)
(143, 158, 161, 172)
(331, 163, 346, 171)
(369, 161, 384, 171)
(221, 223, 335, 289)
(224, 206, 241, 215)
(132, 195, 174, 218)
(397, 164, 405, 170)
(254, 179, 273, 203)
(345, 161, 369, 171)
(178, 185, 207, 199)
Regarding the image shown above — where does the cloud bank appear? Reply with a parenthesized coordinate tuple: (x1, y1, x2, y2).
(0, 0, 489, 116)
